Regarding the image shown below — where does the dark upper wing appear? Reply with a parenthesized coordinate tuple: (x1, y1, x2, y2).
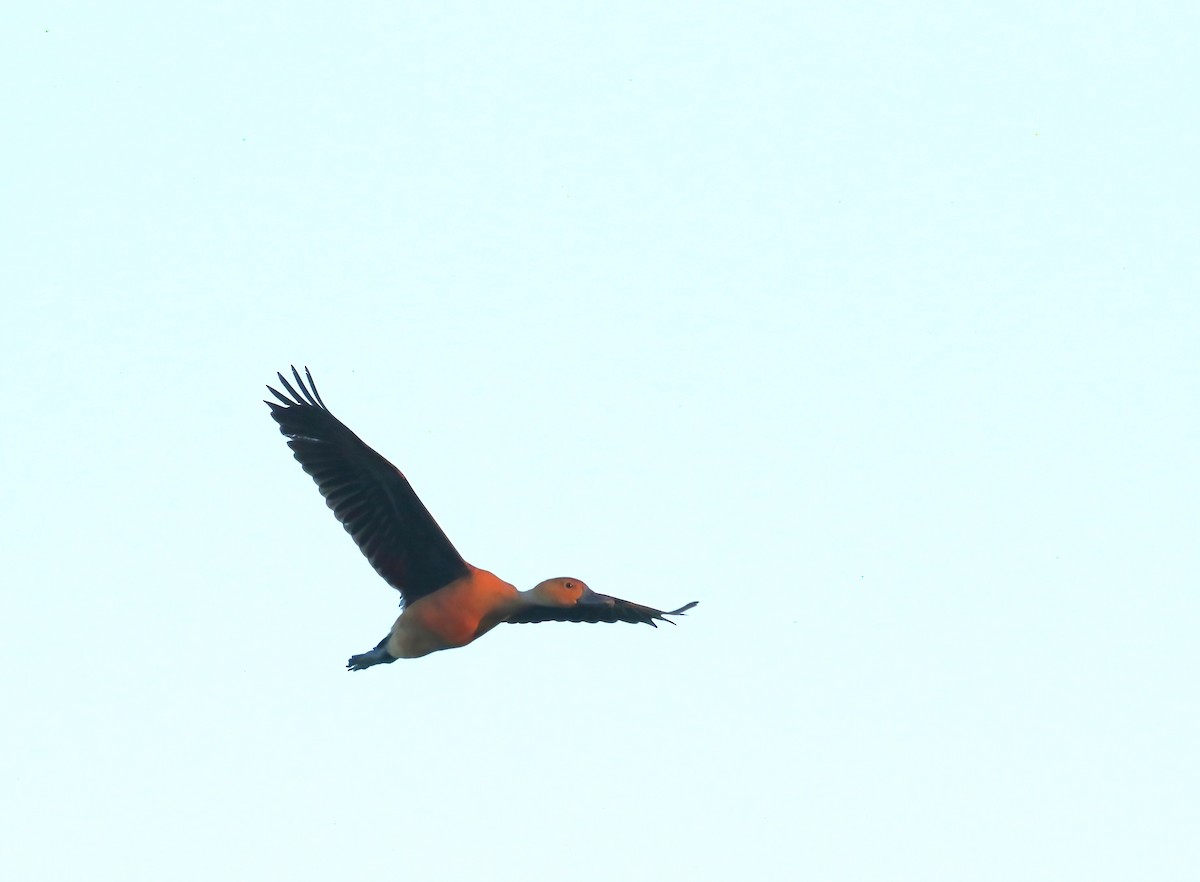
(264, 366, 469, 606)
(507, 597, 698, 627)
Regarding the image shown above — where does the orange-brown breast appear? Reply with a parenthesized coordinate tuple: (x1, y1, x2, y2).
(387, 567, 519, 659)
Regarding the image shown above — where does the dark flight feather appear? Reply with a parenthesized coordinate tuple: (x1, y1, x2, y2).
(265, 366, 469, 607)
(507, 598, 699, 627)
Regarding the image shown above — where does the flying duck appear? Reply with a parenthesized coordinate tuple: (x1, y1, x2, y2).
(265, 367, 698, 670)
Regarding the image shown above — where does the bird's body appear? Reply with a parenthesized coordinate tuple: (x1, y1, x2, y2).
(264, 367, 697, 670)
(387, 566, 517, 659)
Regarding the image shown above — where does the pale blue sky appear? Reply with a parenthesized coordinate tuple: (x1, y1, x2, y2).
(3, 3, 1197, 880)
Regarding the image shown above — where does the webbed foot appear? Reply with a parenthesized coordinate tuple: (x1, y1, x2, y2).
(346, 636, 396, 671)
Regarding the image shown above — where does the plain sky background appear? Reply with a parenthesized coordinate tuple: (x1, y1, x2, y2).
(3, 3, 1197, 880)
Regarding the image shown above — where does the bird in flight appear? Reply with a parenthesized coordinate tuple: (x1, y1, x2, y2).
(265, 367, 698, 670)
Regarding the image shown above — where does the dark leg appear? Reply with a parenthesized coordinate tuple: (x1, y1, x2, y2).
(346, 633, 397, 672)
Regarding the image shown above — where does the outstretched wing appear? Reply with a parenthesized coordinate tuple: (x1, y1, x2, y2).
(507, 597, 698, 628)
(265, 366, 469, 606)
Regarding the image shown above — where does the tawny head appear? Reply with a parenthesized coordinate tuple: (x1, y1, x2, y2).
(529, 577, 592, 607)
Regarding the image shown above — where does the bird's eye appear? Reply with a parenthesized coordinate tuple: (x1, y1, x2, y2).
(565, 581, 574, 589)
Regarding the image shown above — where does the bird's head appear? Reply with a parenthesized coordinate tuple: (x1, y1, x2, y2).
(528, 577, 596, 608)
